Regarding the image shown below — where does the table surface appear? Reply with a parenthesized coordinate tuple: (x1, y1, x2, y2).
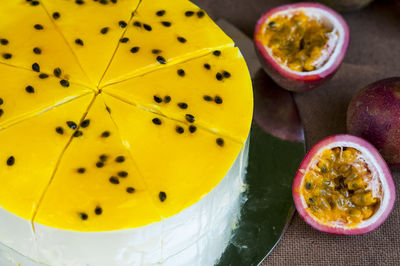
(192, 0, 400, 265)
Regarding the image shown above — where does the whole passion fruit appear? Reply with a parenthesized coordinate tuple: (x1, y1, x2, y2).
(254, 3, 350, 92)
(293, 135, 395, 235)
(347, 77, 400, 170)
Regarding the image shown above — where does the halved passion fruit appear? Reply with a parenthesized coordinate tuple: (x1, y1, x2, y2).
(254, 3, 349, 92)
(293, 135, 395, 235)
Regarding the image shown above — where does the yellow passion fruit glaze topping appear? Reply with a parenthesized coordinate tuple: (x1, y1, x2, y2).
(261, 11, 339, 72)
(301, 147, 382, 226)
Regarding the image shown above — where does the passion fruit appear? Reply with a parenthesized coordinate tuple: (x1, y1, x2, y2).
(347, 77, 400, 170)
(254, 3, 350, 92)
(293, 135, 395, 235)
(253, 69, 304, 142)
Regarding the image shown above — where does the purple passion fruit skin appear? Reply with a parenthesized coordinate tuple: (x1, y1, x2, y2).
(308, 0, 374, 12)
(293, 134, 395, 235)
(254, 2, 350, 92)
(347, 77, 400, 170)
(253, 69, 304, 142)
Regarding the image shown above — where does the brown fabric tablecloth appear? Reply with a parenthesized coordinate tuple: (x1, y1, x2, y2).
(193, 0, 400, 264)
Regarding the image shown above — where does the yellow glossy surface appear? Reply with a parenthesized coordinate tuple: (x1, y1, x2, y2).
(0, 1, 90, 85)
(302, 147, 381, 226)
(104, 47, 253, 143)
(0, 64, 92, 129)
(0, 0, 253, 231)
(101, 0, 234, 85)
(35, 95, 161, 231)
(41, 0, 140, 86)
(0, 94, 93, 220)
(104, 95, 243, 219)
(262, 12, 333, 72)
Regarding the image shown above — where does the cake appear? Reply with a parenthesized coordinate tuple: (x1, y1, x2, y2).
(0, 0, 253, 265)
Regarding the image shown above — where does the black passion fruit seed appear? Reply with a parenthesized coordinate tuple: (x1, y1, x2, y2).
(80, 119, 90, 128)
(153, 95, 163, 103)
(52, 12, 60, 19)
(25, 85, 35, 93)
(100, 27, 109, 34)
(176, 126, 184, 134)
(0, 39, 8, 45)
(99, 154, 108, 162)
(203, 95, 213, 101)
(73, 131, 83, 137)
(7, 156, 15, 166)
(156, 56, 166, 64)
(215, 96, 223, 104)
(77, 167, 86, 174)
(130, 47, 139, 53)
(115, 156, 125, 163)
(32, 63, 40, 72)
(197, 11, 205, 18)
(159, 191, 167, 202)
(118, 171, 128, 178)
(185, 114, 195, 123)
(2, 53, 12, 59)
(66, 121, 77, 129)
(118, 20, 127, 28)
(185, 11, 194, 17)
(126, 187, 135, 193)
(152, 118, 162, 125)
(54, 68, 62, 77)
(79, 212, 88, 220)
(33, 47, 41, 54)
(56, 127, 64, 135)
(101, 131, 111, 138)
(189, 125, 197, 133)
(75, 38, 84, 46)
(216, 138, 225, 147)
(95, 206, 102, 215)
(34, 24, 44, 30)
(177, 102, 188, 109)
(223, 71, 231, 78)
(60, 79, 70, 87)
(164, 95, 171, 103)
(156, 10, 165, 16)
(213, 50, 221, 56)
(177, 37, 187, 43)
(177, 69, 185, 76)
(143, 24, 152, 31)
(216, 138, 224, 146)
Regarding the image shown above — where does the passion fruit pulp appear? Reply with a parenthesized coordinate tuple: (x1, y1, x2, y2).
(293, 135, 395, 235)
(347, 77, 400, 170)
(254, 3, 349, 92)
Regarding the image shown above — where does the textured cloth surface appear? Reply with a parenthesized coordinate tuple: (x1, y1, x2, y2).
(192, 0, 400, 264)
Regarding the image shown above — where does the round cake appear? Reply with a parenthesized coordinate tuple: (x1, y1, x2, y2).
(0, 0, 253, 265)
